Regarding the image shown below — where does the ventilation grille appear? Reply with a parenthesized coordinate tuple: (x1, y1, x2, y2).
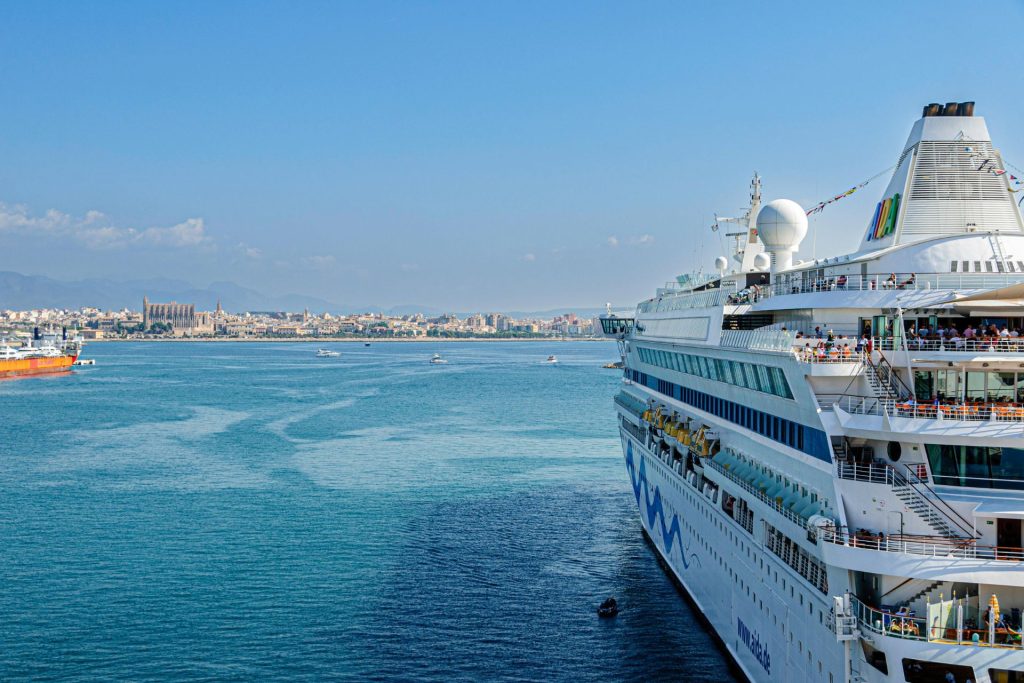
(900, 140, 1022, 236)
(910, 141, 1007, 200)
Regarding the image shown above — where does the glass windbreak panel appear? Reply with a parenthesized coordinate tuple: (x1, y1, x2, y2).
(914, 371, 934, 401)
(926, 444, 1024, 490)
(935, 370, 959, 402)
(991, 372, 1016, 402)
(966, 372, 987, 402)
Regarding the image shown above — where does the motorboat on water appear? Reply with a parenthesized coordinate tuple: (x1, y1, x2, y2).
(546, 355, 558, 364)
(315, 348, 340, 357)
(430, 353, 448, 364)
(597, 597, 619, 618)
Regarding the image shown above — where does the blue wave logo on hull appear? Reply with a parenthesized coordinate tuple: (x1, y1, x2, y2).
(624, 440, 697, 569)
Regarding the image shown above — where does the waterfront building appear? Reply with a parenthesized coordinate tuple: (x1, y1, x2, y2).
(142, 296, 213, 336)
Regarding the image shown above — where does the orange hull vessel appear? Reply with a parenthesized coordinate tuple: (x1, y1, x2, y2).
(0, 354, 78, 378)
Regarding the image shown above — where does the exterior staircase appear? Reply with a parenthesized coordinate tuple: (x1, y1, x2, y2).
(836, 461, 978, 541)
(904, 580, 944, 607)
(891, 465, 979, 540)
(893, 484, 962, 538)
(865, 353, 912, 402)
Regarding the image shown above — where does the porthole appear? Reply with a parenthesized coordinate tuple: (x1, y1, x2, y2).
(887, 441, 902, 462)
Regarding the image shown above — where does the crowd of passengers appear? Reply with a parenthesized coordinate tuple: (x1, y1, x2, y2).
(789, 272, 918, 293)
(903, 323, 1024, 349)
(786, 326, 867, 362)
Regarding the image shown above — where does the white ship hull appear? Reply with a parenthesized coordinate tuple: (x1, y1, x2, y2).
(605, 102, 1024, 682)
(622, 431, 834, 682)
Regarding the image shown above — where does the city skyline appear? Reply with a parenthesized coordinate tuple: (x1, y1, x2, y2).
(1, 2, 1022, 310)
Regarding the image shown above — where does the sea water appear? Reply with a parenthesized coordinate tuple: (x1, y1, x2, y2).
(0, 341, 737, 681)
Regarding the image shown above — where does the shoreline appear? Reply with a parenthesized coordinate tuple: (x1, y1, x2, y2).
(89, 337, 608, 343)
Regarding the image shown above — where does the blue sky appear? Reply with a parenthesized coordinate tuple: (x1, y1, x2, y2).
(1, 1, 1022, 310)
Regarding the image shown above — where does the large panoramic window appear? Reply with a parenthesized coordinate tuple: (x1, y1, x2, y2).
(914, 369, 1024, 403)
(635, 346, 793, 399)
(926, 444, 1024, 490)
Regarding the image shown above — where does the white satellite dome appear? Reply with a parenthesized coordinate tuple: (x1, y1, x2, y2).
(752, 252, 771, 271)
(757, 199, 808, 249)
(714, 255, 729, 273)
(756, 199, 807, 271)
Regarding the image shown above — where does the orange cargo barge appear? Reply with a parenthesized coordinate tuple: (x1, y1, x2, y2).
(0, 354, 78, 378)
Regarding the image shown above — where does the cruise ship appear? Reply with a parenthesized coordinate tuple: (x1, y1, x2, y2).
(600, 102, 1024, 683)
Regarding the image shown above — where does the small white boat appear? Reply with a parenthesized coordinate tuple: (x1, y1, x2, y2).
(430, 353, 448, 365)
(546, 355, 558, 364)
(73, 359, 96, 366)
(315, 349, 340, 358)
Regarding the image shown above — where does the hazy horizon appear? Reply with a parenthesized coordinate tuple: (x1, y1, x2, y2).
(1, 2, 1022, 310)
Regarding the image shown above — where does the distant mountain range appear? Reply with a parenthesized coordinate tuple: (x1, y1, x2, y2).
(0, 271, 606, 318)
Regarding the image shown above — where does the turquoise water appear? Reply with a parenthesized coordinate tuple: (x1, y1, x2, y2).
(1, 341, 736, 681)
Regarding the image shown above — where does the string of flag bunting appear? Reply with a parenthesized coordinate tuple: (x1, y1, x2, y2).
(1003, 160, 1024, 206)
(805, 165, 897, 216)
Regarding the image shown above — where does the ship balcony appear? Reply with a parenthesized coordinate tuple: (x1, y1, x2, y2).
(760, 271, 1024, 299)
(821, 526, 1024, 565)
(849, 594, 1024, 651)
(828, 395, 1024, 441)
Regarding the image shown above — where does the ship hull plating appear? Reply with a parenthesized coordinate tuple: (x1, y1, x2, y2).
(0, 354, 77, 378)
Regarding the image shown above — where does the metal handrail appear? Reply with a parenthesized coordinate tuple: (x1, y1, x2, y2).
(849, 595, 927, 641)
(896, 463, 979, 539)
(764, 272, 1024, 298)
(848, 595, 1024, 649)
(839, 396, 1024, 423)
(822, 528, 1023, 561)
(875, 337, 1024, 353)
(834, 459, 978, 540)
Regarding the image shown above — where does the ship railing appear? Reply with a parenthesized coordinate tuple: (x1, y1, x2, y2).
(792, 348, 865, 364)
(637, 283, 738, 314)
(719, 328, 797, 353)
(831, 395, 887, 416)
(874, 336, 1024, 354)
(849, 595, 1024, 649)
(849, 595, 927, 641)
(763, 272, 1024, 298)
(836, 395, 1024, 423)
(821, 527, 1024, 562)
(705, 457, 809, 530)
(836, 461, 894, 485)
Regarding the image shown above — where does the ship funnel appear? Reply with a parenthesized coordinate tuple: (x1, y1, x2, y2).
(922, 101, 975, 118)
(756, 199, 807, 273)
